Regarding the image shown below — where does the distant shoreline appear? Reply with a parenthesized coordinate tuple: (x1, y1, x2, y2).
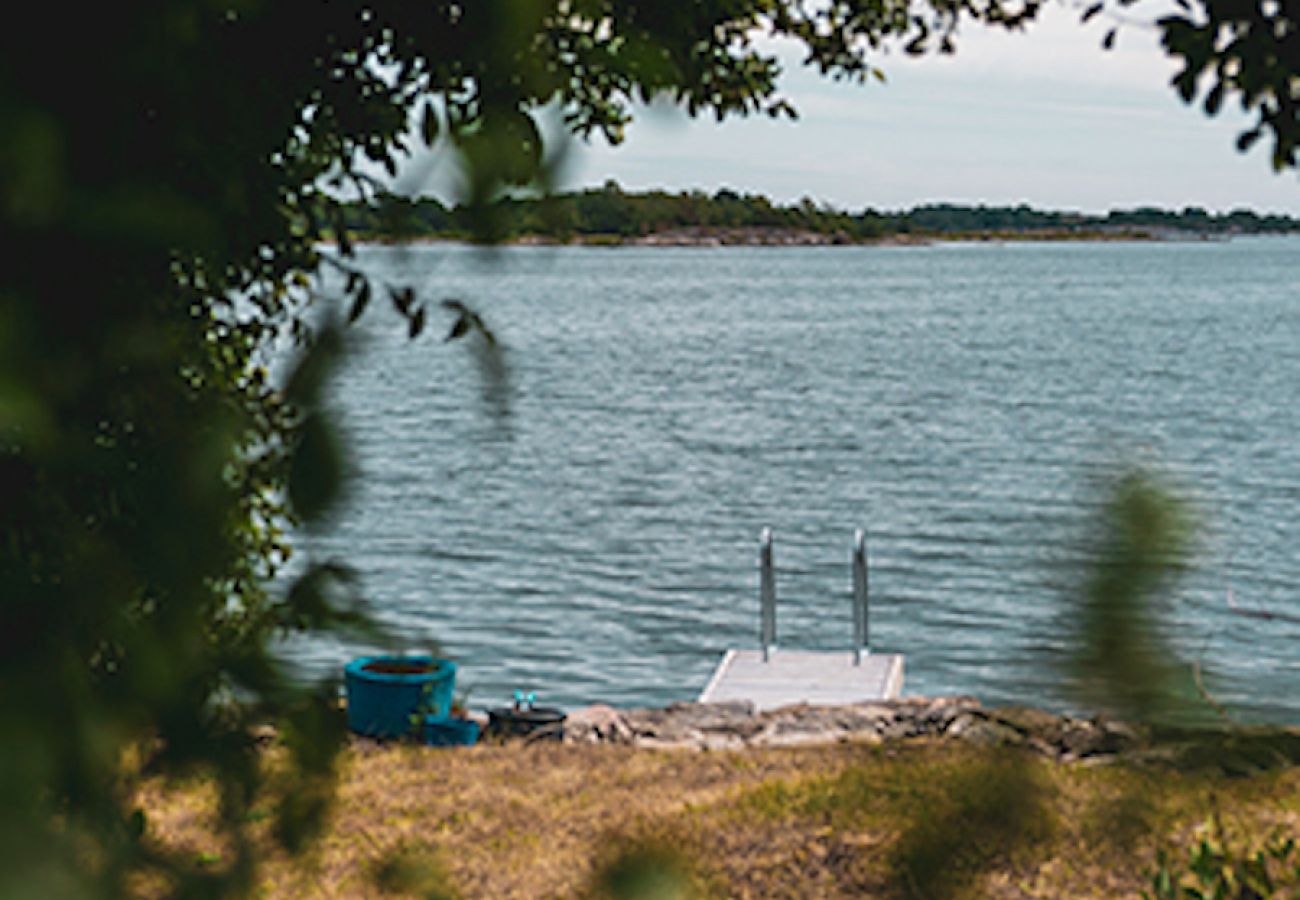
(342, 185, 1300, 247)
(353, 225, 1221, 248)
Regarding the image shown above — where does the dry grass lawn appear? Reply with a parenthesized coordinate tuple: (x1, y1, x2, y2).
(137, 738, 1300, 898)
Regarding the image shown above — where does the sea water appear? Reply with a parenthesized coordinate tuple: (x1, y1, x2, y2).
(288, 237, 1300, 720)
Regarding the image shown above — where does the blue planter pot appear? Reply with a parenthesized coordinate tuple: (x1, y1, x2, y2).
(422, 715, 481, 747)
(344, 655, 457, 740)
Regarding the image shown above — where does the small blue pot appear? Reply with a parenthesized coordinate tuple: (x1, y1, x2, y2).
(422, 715, 481, 747)
(344, 655, 457, 740)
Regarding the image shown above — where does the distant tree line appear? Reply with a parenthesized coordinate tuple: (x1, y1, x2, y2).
(342, 182, 1300, 242)
(906, 202, 1300, 235)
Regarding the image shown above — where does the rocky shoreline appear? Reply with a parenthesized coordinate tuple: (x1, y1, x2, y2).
(563, 696, 1142, 763)
(510, 226, 929, 246)
(338, 695, 1300, 774)
(622, 226, 913, 246)
(385, 225, 1168, 249)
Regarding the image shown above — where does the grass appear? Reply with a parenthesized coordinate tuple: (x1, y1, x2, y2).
(134, 738, 1300, 898)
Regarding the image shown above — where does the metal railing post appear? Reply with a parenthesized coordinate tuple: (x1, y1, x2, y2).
(852, 528, 869, 665)
(759, 527, 776, 661)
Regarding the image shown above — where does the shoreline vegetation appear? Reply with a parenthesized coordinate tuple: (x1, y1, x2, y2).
(340, 181, 1300, 247)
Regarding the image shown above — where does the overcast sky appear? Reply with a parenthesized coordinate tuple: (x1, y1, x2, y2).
(397, 5, 1300, 215)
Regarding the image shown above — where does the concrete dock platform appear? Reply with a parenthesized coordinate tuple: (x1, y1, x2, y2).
(698, 649, 905, 711)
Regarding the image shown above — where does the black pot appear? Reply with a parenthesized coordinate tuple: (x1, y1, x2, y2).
(486, 706, 566, 742)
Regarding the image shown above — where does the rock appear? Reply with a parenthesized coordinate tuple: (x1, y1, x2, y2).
(624, 702, 761, 745)
(751, 703, 911, 746)
(990, 705, 1067, 739)
(880, 718, 921, 740)
(565, 704, 632, 745)
(954, 719, 1026, 748)
(1026, 737, 1059, 758)
(699, 732, 748, 751)
(845, 702, 904, 721)
(753, 728, 850, 748)
(918, 695, 982, 734)
(943, 711, 990, 739)
(1057, 716, 1141, 760)
(753, 707, 848, 746)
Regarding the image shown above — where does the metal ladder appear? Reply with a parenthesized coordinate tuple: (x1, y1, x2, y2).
(758, 527, 870, 665)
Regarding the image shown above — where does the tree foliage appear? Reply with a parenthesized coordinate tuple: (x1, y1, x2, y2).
(1087, 0, 1300, 169)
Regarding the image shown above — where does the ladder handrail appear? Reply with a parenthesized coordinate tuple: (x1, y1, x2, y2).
(759, 527, 776, 661)
(852, 528, 869, 665)
(757, 527, 870, 664)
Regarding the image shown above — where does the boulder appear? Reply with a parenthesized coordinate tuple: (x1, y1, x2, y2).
(565, 704, 633, 744)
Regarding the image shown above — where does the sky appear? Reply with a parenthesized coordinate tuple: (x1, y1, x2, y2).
(395, 5, 1300, 215)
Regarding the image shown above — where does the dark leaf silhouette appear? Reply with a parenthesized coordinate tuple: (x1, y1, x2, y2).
(447, 316, 470, 341)
(421, 101, 440, 148)
(348, 279, 371, 324)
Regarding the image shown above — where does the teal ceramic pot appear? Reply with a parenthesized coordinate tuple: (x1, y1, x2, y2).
(344, 655, 457, 739)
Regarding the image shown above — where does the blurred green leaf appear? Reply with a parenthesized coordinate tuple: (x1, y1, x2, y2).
(1063, 470, 1210, 729)
(888, 751, 1047, 899)
(288, 413, 343, 524)
(283, 326, 344, 406)
(371, 844, 456, 898)
(597, 843, 695, 900)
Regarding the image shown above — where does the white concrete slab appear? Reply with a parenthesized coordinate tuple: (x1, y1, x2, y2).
(698, 649, 904, 710)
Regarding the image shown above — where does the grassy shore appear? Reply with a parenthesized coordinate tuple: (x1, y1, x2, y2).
(135, 736, 1299, 898)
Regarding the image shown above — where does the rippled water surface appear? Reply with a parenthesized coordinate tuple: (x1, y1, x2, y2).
(292, 238, 1300, 719)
